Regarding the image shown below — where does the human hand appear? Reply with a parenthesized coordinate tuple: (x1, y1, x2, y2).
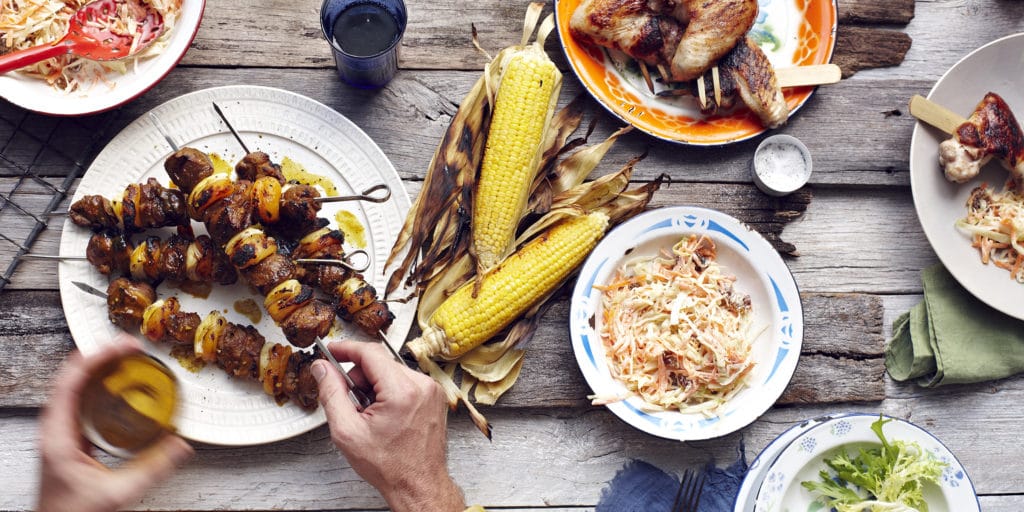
(37, 335, 194, 512)
(312, 341, 466, 512)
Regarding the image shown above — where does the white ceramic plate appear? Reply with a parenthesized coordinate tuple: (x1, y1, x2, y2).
(58, 85, 415, 446)
(0, 0, 205, 116)
(754, 414, 979, 512)
(569, 206, 802, 441)
(910, 33, 1024, 319)
(733, 413, 855, 512)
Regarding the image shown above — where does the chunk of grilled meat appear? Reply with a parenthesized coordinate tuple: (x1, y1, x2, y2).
(939, 92, 1024, 184)
(718, 36, 787, 128)
(669, 0, 758, 81)
(569, 0, 684, 66)
(164, 147, 216, 193)
(106, 277, 156, 331)
(235, 151, 286, 184)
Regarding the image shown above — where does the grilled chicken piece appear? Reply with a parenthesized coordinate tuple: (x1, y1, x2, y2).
(669, 0, 758, 81)
(719, 37, 787, 128)
(939, 92, 1024, 184)
(569, 0, 684, 66)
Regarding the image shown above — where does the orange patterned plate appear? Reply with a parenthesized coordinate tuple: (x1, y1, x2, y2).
(554, 0, 837, 145)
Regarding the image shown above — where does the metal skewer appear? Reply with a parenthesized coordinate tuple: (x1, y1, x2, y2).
(212, 102, 251, 154)
(314, 336, 373, 411)
(313, 183, 391, 204)
(294, 249, 371, 273)
(19, 254, 87, 261)
(149, 112, 180, 152)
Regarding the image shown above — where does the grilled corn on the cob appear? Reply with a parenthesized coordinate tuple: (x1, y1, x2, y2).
(472, 45, 562, 273)
(410, 211, 609, 362)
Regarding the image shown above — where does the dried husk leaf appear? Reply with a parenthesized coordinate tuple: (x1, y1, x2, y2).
(474, 356, 526, 405)
(462, 349, 525, 382)
(416, 253, 474, 330)
(547, 125, 633, 197)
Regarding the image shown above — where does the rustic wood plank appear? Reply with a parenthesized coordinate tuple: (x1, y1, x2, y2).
(2, 395, 1023, 510)
(0, 289, 884, 408)
(840, 0, 915, 25)
(0, 181, 939, 295)
(3, 69, 930, 187)
(835, 27, 913, 78)
(178, 0, 921, 70)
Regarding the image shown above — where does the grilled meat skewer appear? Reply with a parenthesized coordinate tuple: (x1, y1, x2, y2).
(86, 231, 237, 285)
(106, 277, 320, 408)
(70, 178, 190, 233)
(939, 92, 1024, 184)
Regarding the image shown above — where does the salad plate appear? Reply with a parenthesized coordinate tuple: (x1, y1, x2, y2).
(0, 0, 206, 116)
(58, 85, 414, 446)
(754, 414, 979, 512)
(909, 32, 1024, 320)
(569, 206, 802, 441)
(553, 0, 837, 145)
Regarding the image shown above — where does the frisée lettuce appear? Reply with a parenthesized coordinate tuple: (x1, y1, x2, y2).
(801, 417, 947, 512)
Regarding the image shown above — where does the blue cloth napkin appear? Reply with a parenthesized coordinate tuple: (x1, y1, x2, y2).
(596, 442, 748, 512)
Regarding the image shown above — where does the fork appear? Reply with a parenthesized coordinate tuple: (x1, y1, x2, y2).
(670, 468, 706, 512)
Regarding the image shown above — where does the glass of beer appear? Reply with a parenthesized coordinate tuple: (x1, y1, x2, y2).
(78, 353, 180, 458)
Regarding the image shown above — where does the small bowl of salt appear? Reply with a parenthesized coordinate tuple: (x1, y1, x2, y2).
(751, 134, 812, 197)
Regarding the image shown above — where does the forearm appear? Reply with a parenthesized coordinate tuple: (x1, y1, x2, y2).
(382, 473, 466, 512)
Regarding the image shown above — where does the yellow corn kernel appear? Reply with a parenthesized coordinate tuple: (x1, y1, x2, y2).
(411, 212, 608, 361)
(473, 49, 561, 272)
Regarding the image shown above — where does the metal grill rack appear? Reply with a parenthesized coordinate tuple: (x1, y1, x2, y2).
(0, 103, 118, 292)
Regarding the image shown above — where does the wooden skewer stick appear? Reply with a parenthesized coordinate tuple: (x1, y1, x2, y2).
(775, 64, 842, 88)
(657, 64, 671, 83)
(908, 94, 967, 135)
(638, 61, 655, 93)
(711, 66, 722, 106)
(696, 75, 708, 109)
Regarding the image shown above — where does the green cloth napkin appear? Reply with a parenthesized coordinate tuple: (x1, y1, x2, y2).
(886, 263, 1024, 387)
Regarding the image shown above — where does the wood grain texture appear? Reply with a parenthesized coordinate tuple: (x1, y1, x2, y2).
(835, 27, 914, 78)
(839, 0, 915, 25)
(0, 290, 883, 408)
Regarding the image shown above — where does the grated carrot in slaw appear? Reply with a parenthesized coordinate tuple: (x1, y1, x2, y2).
(956, 180, 1024, 282)
(0, 0, 182, 93)
(592, 234, 758, 416)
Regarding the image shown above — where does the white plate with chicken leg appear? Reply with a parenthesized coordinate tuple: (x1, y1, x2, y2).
(910, 32, 1024, 319)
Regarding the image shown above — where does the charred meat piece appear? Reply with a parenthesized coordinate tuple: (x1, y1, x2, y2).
(279, 184, 323, 237)
(106, 277, 155, 331)
(86, 230, 131, 276)
(164, 147, 215, 193)
(284, 350, 320, 410)
(216, 322, 265, 380)
(570, 0, 683, 66)
(241, 253, 297, 295)
(351, 301, 395, 334)
(69, 195, 119, 231)
(939, 92, 1024, 184)
(202, 180, 254, 245)
(669, 0, 758, 81)
(235, 152, 286, 184)
(280, 300, 334, 348)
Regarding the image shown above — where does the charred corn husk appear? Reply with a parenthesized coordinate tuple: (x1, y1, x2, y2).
(409, 211, 609, 362)
(472, 44, 562, 273)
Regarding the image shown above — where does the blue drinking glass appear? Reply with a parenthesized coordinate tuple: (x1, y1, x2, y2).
(320, 0, 407, 89)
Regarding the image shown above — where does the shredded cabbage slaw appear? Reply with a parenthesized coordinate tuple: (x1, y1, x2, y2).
(0, 0, 181, 93)
(956, 180, 1024, 282)
(592, 234, 758, 415)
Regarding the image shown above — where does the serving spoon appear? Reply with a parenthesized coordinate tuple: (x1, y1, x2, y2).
(0, 0, 164, 74)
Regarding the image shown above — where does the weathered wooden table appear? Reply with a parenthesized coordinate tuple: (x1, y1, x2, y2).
(2, 0, 1023, 510)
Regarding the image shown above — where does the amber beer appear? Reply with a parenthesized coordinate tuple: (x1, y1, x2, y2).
(78, 353, 179, 458)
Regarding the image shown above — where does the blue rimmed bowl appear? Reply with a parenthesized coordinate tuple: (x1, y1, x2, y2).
(569, 206, 803, 440)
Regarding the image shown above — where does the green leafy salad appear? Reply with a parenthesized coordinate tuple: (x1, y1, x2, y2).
(800, 417, 948, 512)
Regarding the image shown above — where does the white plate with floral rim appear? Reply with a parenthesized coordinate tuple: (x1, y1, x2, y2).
(733, 413, 858, 512)
(754, 414, 979, 512)
(58, 85, 415, 446)
(569, 206, 802, 441)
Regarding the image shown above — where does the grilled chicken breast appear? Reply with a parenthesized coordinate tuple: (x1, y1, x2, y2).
(939, 92, 1024, 184)
(669, 0, 758, 81)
